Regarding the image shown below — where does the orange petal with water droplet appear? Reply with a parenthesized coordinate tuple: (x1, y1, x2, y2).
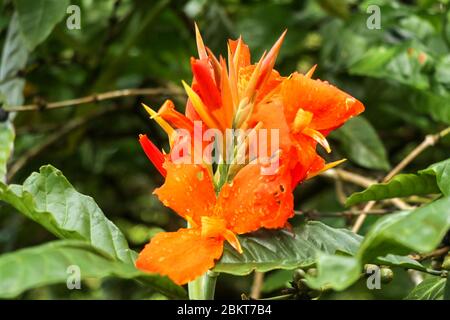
(218, 161, 294, 234)
(248, 99, 292, 151)
(154, 161, 216, 225)
(136, 228, 223, 285)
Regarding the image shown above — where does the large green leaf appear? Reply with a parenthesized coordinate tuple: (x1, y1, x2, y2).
(308, 197, 450, 291)
(405, 277, 446, 300)
(332, 116, 390, 171)
(14, 0, 70, 50)
(0, 165, 136, 264)
(0, 122, 14, 183)
(0, 14, 29, 183)
(0, 240, 186, 299)
(346, 159, 450, 206)
(214, 221, 362, 275)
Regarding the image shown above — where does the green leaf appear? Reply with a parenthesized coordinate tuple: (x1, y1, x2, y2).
(0, 165, 135, 264)
(376, 254, 426, 271)
(345, 173, 440, 207)
(310, 197, 450, 291)
(262, 270, 293, 293)
(346, 158, 450, 206)
(0, 122, 14, 183)
(332, 116, 390, 170)
(0, 13, 28, 182)
(405, 277, 446, 300)
(306, 253, 361, 291)
(0, 240, 186, 299)
(420, 159, 450, 196)
(445, 276, 450, 300)
(14, 0, 70, 50)
(0, 13, 28, 104)
(214, 221, 362, 275)
(349, 43, 430, 90)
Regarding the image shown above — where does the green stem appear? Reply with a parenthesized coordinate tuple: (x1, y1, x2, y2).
(188, 271, 218, 300)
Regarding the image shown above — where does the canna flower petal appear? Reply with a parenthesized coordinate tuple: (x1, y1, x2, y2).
(217, 160, 294, 234)
(157, 100, 194, 133)
(154, 161, 216, 226)
(136, 228, 224, 285)
(229, 37, 251, 70)
(182, 80, 222, 130)
(281, 72, 364, 132)
(142, 103, 175, 138)
(290, 135, 323, 187)
(139, 134, 166, 177)
(255, 30, 286, 92)
(191, 58, 222, 110)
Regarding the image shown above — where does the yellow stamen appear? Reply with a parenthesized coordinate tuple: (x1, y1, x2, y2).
(303, 127, 331, 153)
(142, 103, 175, 138)
(292, 109, 313, 134)
(223, 229, 242, 254)
(305, 64, 317, 78)
(306, 159, 347, 180)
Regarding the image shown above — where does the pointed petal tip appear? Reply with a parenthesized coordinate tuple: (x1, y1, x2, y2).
(194, 22, 208, 60)
(305, 64, 317, 78)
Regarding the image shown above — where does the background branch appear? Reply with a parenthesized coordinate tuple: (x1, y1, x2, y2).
(6, 87, 184, 112)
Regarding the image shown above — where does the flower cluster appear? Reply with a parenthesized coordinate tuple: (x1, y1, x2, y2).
(136, 25, 364, 285)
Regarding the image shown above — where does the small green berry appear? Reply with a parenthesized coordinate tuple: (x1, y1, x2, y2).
(442, 254, 450, 271)
(380, 267, 394, 284)
(306, 268, 318, 277)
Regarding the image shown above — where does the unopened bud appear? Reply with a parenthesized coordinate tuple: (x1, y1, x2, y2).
(442, 254, 450, 271)
(380, 267, 394, 284)
(293, 269, 306, 282)
(233, 98, 253, 128)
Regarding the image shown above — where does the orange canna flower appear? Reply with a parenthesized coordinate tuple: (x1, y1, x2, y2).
(136, 158, 293, 285)
(136, 25, 365, 285)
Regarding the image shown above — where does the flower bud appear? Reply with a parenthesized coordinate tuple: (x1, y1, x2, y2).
(380, 267, 394, 284)
(293, 269, 306, 282)
(363, 264, 378, 274)
(442, 254, 450, 271)
(233, 98, 253, 128)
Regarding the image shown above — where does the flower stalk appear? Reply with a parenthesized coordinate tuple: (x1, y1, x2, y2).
(188, 271, 219, 300)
